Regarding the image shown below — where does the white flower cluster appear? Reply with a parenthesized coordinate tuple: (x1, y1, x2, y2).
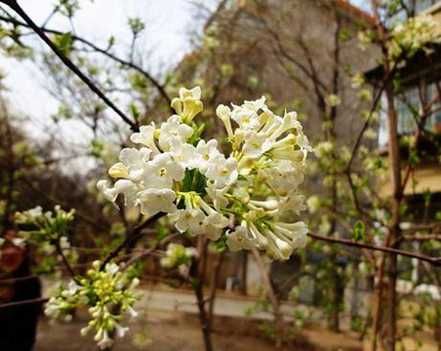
(160, 243, 197, 276)
(98, 87, 311, 260)
(15, 205, 74, 254)
(45, 261, 139, 350)
(388, 15, 440, 61)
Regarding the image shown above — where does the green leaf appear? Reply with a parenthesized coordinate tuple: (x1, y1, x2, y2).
(193, 170, 207, 196)
(182, 169, 195, 192)
(155, 224, 169, 241)
(54, 32, 73, 56)
(353, 221, 365, 242)
(181, 169, 207, 196)
(213, 236, 227, 252)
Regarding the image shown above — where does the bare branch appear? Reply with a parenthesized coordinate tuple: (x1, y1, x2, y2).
(0, 0, 138, 130)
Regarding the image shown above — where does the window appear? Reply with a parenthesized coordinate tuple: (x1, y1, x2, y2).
(414, 0, 441, 13)
(379, 81, 441, 147)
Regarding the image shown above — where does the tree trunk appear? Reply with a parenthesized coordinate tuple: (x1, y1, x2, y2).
(251, 248, 284, 347)
(383, 84, 403, 351)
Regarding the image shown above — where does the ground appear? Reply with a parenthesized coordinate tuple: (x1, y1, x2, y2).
(35, 309, 363, 351)
(33, 286, 438, 351)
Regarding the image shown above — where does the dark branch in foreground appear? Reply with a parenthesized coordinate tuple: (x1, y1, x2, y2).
(99, 212, 164, 270)
(0, 0, 138, 131)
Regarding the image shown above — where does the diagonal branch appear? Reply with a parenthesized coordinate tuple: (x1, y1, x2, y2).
(99, 212, 163, 270)
(0, 0, 138, 131)
(0, 13, 172, 109)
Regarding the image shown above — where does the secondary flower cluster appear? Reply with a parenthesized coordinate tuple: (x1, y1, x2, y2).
(388, 15, 439, 61)
(45, 261, 139, 350)
(160, 243, 197, 276)
(15, 205, 75, 254)
(98, 87, 310, 260)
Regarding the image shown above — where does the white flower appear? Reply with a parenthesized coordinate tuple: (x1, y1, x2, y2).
(130, 124, 159, 154)
(108, 162, 129, 179)
(138, 188, 177, 215)
(127, 306, 138, 319)
(141, 153, 184, 189)
(279, 191, 306, 215)
(158, 115, 193, 151)
(59, 236, 71, 250)
(247, 222, 268, 248)
(200, 208, 229, 240)
(216, 105, 233, 137)
(273, 221, 308, 249)
(226, 225, 255, 251)
(28, 206, 43, 218)
(118, 147, 152, 181)
(105, 262, 120, 275)
(230, 99, 263, 131)
(171, 86, 203, 123)
(259, 160, 304, 196)
(96, 330, 113, 350)
(169, 140, 201, 170)
(242, 131, 269, 159)
(168, 208, 205, 235)
(44, 298, 62, 318)
(307, 196, 320, 214)
(115, 323, 129, 338)
(196, 139, 222, 172)
(205, 155, 238, 188)
(97, 179, 138, 207)
(11, 237, 26, 248)
(241, 96, 267, 112)
(265, 234, 294, 261)
(206, 184, 229, 210)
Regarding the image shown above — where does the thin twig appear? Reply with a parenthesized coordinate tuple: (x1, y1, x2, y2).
(54, 239, 79, 283)
(99, 212, 163, 270)
(0, 297, 49, 309)
(0, 0, 138, 131)
(0, 13, 172, 109)
(308, 233, 441, 266)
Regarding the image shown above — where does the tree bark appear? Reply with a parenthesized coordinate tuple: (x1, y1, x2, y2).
(383, 83, 403, 351)
(251, 249, 284, 347)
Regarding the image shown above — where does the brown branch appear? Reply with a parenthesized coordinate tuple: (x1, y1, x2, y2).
(0, 297, 49, 309)
(99, 212, 163, 270)
(307, 233, 441, 266)
(54, 239, 79, 283)
(403, 234, 441, 242)
(0, 275, 39, 284)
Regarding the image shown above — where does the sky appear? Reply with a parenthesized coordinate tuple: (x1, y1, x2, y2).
(0, 0, 217, 140)
(0, 0, 367, 141)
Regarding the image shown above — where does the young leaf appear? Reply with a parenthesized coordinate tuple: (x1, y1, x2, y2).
(353, 221, 365, 242)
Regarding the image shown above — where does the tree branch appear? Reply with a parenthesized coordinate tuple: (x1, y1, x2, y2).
(0, 13, 172, 109)
(308, 232, 441, 266)
(0, 297, 49, 309)
(0, 0, 138, 131)
(99, 212, 163, 270)
(54, 238, 79, 283)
